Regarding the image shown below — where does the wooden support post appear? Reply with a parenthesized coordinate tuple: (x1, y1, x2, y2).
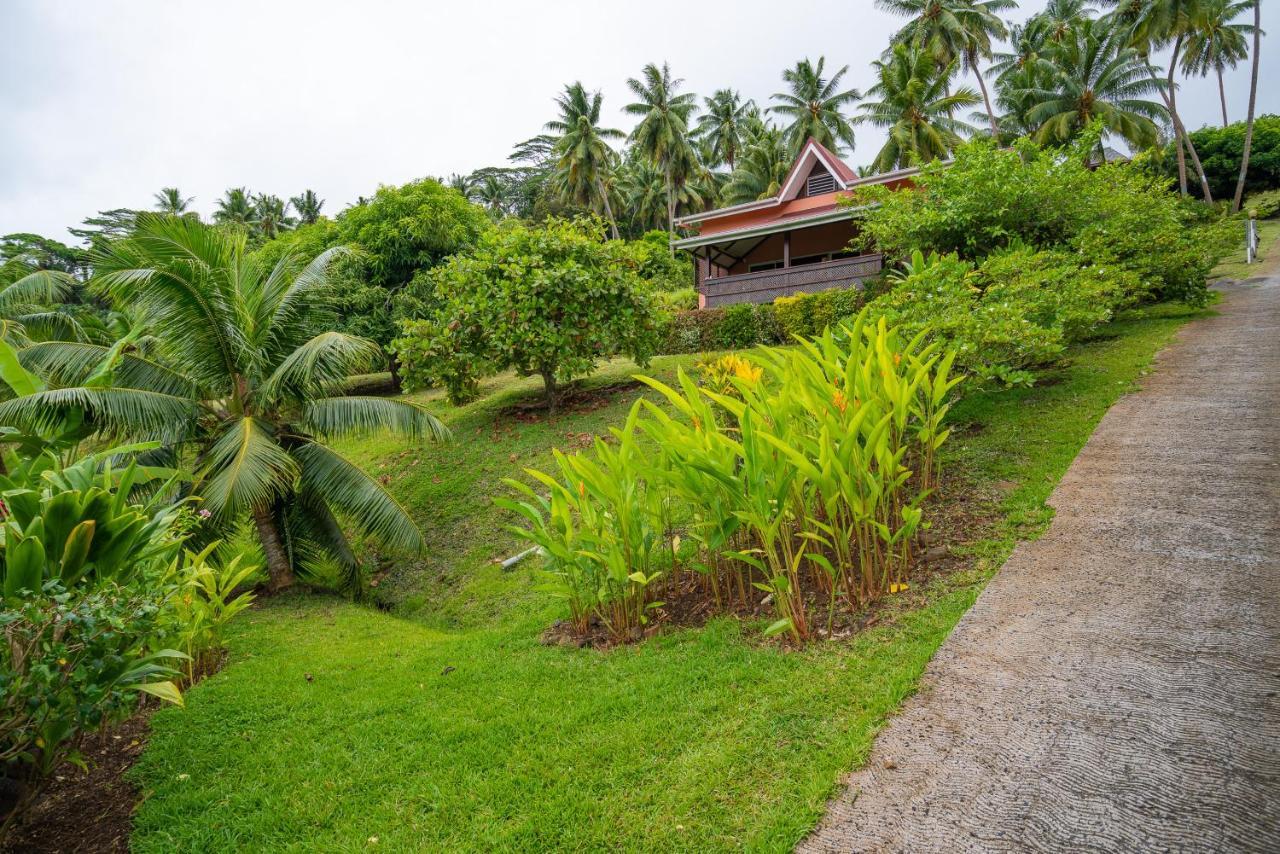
(783, 231, 791, 268)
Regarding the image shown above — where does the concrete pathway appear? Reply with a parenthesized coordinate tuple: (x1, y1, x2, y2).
(800, 277, 1280, 853)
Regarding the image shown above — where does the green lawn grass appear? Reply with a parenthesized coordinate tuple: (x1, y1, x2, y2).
(129, 300, 1209, 853)
(1211, 216, 1280, 281)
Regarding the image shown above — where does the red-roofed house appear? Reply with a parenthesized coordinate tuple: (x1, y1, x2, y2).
(673, 137, 921, 308)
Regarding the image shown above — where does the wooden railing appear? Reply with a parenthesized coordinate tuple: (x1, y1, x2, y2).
(700, 254, 884, 307)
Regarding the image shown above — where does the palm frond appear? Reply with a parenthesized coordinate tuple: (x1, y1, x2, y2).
(198, 416, 300, 518)
(291, 442, 425, 554)
(260, 332, 384, 403)
(19, 341, 200, 397)
(0, 386, 197, 438)
(300, 396, 449, 442)
(286, 487, 362, 593)
(0, 270, 75, 310)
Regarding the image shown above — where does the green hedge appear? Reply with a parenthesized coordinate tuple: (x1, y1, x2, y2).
(659, 286, 866, 354)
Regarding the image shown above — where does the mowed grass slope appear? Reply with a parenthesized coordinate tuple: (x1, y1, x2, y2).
(129, 301, 1210, 852)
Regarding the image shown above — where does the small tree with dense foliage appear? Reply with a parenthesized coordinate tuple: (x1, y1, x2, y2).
(334, 179, 491, 354)
(394, 219, 660, 411)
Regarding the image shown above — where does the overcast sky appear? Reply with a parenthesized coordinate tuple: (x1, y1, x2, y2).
(2, 0, 1275, 243)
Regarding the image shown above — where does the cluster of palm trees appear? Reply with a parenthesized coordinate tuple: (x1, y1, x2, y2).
(150, 186, 326, 240)
(451, 0, 1262, 232)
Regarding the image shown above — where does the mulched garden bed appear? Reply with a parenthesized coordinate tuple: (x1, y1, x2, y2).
(540, 479, 1000, 651)
(2, 713, 151, 854)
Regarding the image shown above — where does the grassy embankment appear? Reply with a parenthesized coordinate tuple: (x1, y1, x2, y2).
(130, 297, 1212, 852)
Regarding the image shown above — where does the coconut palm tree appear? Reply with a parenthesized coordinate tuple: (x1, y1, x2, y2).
(1232, 0, 1260, 211)
(721, 123, 791, 204)
(213, 187, 254, 226)
(859, 43, 981, 171)
(1180, 0, 1255, 125)
(472, 174, 508, 217)
(252, 194, 296, 240)
(1038, 0, 1099, 42)
(880, 0, 1015, 136)
(0, 264, 81, 347)
(990, 20, 1052, 87)
(547, 82, 625, 239)
(1, 215, 446, 591)
(290, 190, 325, 225)
(1102, 0, 1213, 200)
(990, 63, 1048, 140)
(153, 187, 194, 216)
(1020, 17, 1168, 150)
(695, 89, 754, 169)
(625, 62, 699, 246)
(768, 57, 861, 155)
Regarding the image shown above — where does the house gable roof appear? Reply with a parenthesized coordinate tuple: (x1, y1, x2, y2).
(776, 137, 857, 200)
(674, 137, 928, 232)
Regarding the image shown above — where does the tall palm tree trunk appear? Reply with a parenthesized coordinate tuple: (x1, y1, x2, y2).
(974, 62, 1001, 137)
(1217, 67, 1229, 127)
(1232, 0, 1261, 212)
(1165, 42, 1189, 195)
(665, 164, 676, 256)
(1152, 44, 1213, 203)
(253, 505, 294, 592)
(596, 178, 621, 240)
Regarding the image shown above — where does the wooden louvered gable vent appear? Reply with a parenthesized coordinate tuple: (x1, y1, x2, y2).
(805, 167, 836, 196)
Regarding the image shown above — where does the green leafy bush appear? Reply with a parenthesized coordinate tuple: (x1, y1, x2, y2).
(1, 586, 184, 838)
(865, 248, 1141, 387)
(1, 453, 187, 602)
(393, 218, 660, 409)
(660, 308, 725, 354)
(1244, 188, 1280, 219)
(159, 543, 257, 682)
(852, 134, 1230, 306)
(715, 304, 759, 349)
(774, 287, 865, 339)
(753, 303, 786, 345)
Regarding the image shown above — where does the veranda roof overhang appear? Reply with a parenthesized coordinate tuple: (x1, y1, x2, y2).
(672, 205, 872, 257)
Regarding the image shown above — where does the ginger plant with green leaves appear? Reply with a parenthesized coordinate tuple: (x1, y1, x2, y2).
(499, 309, 962, 644)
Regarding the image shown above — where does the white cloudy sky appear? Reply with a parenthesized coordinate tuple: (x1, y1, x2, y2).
(2, 0, 1275, 242)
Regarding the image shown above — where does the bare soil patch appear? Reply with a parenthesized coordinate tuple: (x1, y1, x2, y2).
(2, 713, 150, 854)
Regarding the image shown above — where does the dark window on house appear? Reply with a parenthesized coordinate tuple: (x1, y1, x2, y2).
(748, 260, 784, 272)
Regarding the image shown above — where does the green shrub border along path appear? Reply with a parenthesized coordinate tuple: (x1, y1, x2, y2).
(128, 300, 1210, 852)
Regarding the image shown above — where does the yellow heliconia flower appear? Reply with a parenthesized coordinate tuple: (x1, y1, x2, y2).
(889, 582, 910, 594)
(577, 481, 586, 499)
(733, 360, 762, 384)
(832, 389, 848, 413)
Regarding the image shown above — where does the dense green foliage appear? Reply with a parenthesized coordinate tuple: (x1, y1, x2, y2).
(2, 216, 446, 594)
(394, 219, 662, 408)
(853, 136, 1233, 304)
(659, 288, 868, 353)
(330, 179, 492, 349)
(1179, 115, 1280, 199)
(1, 585, 183, 835)
(503, 314, 959, 644)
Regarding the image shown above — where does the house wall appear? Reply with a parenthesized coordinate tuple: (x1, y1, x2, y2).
(724, 219, 860, 275)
